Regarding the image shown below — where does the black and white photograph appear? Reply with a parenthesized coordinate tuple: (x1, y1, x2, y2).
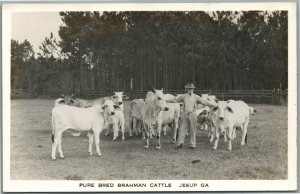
(2, 3, 297, 192)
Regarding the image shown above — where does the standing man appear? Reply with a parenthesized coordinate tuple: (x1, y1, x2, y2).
(167, 83, 215, 149)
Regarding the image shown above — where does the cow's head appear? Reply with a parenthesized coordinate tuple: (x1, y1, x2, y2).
(153, 88, 169, 111)
(111, 92, 124, 105)
(61, 94, 74, 105)
(200, 94, 218, 107)
(211, 101, 234, 121)
(102, 100, 120, 116)
(249, 107, 256, 115)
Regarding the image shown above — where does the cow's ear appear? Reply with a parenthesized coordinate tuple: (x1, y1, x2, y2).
(227, 106, 234, 113)
(58, 99, 65, 104)
(212, 107, 218, 112)
(161, 88, 164, 92)
(102, 104, 107, 110)
(201, 110, 208, 115)
(123, 94, 129, 99)
(152, 88, 156, 93)
(113, 105, 120, 110)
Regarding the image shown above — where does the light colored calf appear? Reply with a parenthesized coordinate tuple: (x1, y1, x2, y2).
(51, 100, 118, 160)
(128, 99, 144, 136)
(104, 109, 125, 140)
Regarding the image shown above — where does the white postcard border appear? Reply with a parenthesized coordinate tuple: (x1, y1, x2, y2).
(2, 2, 297, 192)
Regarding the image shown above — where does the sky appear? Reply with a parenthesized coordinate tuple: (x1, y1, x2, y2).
(12, 12, 63, 55)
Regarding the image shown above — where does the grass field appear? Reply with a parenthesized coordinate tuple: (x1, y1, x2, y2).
(10, 99, 287, 180)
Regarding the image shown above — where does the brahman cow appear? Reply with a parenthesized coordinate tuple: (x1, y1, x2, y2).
(128, 99, 144, 136)
(51, 99, 119, 160)
(141, 89, 169, 150)
(210, 100, 250, 150)
(104, 108, 125, 141)
(73, 92, 127, 110)
(72, 92, 127, 139)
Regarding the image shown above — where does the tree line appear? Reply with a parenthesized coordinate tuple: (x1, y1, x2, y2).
(11, 11, 288, 97)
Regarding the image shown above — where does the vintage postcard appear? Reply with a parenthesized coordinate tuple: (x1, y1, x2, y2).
(2, 2, 297, 192)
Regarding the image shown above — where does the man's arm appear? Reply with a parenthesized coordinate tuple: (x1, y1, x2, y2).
(166, 94, 184, 103)
(196, 94, 217, 107)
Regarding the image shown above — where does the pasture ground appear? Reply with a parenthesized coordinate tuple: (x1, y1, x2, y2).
(10, 99, 287, 180)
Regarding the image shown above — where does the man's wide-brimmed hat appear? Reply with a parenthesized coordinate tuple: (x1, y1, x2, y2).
(185, 83, 196, 89)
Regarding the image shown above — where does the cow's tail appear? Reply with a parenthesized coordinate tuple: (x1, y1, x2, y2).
(245, 132, 248, 144)
(51, 113, 55, 143)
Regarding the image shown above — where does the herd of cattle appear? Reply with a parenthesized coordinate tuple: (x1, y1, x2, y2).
(50, 90, 256, 160)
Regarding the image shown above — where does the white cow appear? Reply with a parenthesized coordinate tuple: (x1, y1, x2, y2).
(104, 109, 125, 141)
(162, 93, 181, 142)
(128, 99, 144, 136)
(72, 92, 127, 139)
(161, 103, 181, 143)
(141, 89, 169, 149)
(210, 100, 250, 150)
(231, 106, 256, 139)
(51, 99, 119, 160)
(73, 92, 126, 110)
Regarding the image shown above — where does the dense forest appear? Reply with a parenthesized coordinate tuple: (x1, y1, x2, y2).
(11, 11, 288, 96)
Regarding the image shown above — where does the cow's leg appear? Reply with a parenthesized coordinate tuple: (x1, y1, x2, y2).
(112, 122, 118, 141)
(224, 130, 227, 142)
(121, 117, 125, 140)
(87, 131, 94, 155)
(132, 118, 137, 136)
(94, 130, 101, 156)
(57, 136, 64, 159)
(137, 120, 143, 135)
(172, 118, 179, 143)
(129, 117, 133, 137)
(156, 122, 162, 150)
(227, 125, 234, 150)
(232, 127, 237, 139)
(241, 119, 249, 145)
(143, 125, 149, 149)
(204, 123, 208, 131)
(51, 131, 62, 160)
(162, 125, 167, 136)
(104, 125, 110, 136)
(150, 127, 155, 139)
(142, 124, 146, 140)
(209, 124, 215, 142)
(213, 128, 220, 150)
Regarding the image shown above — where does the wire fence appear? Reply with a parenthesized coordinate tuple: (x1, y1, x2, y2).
(11, 88, 287, 105)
